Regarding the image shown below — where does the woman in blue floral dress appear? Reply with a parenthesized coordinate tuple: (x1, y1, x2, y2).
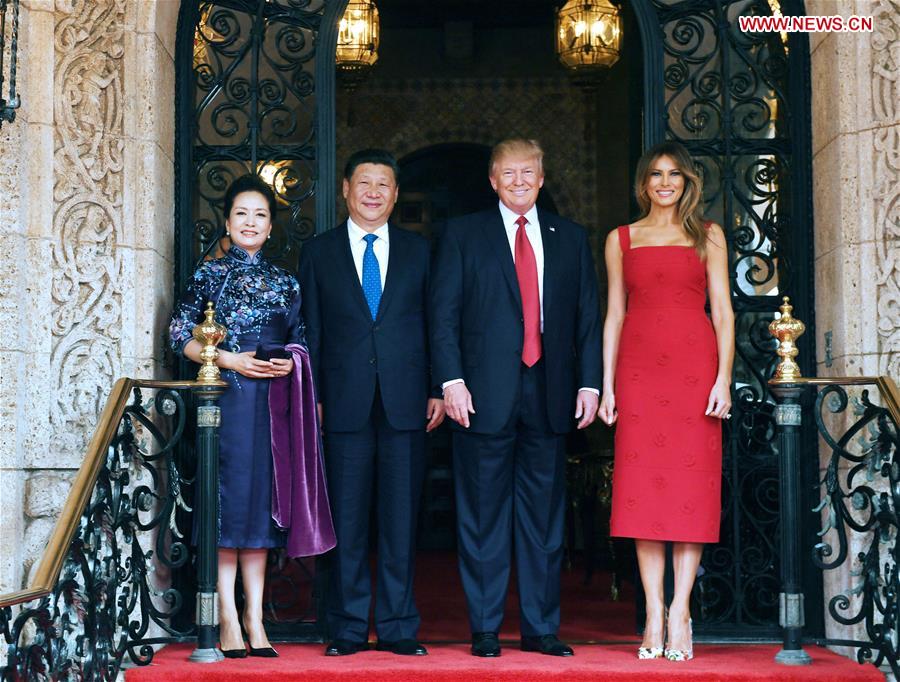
(169, 174, 303, 657)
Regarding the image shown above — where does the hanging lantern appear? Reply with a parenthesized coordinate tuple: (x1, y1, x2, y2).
(335, 0, 380, 91)
(0, 0, 21, 127)
(556, 0, 622, 89)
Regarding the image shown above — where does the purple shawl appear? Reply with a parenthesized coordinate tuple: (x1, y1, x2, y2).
(269, 344, 336, 558)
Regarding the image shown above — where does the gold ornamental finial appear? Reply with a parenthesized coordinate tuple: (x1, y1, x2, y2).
(768, 296, 806, 383)
(192, 302, 227, 385)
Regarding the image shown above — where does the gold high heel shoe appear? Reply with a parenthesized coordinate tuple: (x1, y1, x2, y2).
(664, 618, 693, 661)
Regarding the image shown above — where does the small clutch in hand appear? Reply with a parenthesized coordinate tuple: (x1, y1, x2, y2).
(255, 343, 291, 361)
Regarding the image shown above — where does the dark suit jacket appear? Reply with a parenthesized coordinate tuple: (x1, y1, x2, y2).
(430, 207, 602, 435)
(299, 222, 432, 433)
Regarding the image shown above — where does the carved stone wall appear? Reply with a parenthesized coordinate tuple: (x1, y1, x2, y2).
(0, 0, 178, 596)
(871, 1, 900, 381)
(807, 0, 900, 653)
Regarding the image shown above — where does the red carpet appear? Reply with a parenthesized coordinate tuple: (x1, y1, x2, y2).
(126, 643, 882, 681)
(125, 552, 880, 680)
(413, 551, 636, 642)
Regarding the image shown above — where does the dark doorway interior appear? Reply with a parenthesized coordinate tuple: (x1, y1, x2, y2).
(394, 143, 559, 240)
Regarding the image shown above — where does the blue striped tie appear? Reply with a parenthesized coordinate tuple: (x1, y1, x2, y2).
(362, 233, 382, 320)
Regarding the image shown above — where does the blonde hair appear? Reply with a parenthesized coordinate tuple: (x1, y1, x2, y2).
(490, 138, 544, 175)
(634, 141, 708, 258)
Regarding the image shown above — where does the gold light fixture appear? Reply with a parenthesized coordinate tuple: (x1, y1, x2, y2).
(336, 0, 380, 91)
(556, 0, 622, 89)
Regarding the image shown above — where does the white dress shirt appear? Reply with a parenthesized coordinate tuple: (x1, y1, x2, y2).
(347, 218, 389, 288)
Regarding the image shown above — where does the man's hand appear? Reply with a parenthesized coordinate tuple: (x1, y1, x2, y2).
(443, 383, 475, 428)
(425, 398, 446, 432)
(574, 389, 599, 429)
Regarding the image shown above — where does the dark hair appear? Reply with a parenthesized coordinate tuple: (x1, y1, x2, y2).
(343, 148, 399, 182)
(223, 174, 277, 218)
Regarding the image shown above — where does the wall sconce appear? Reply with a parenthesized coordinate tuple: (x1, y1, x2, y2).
(556, 0, 622, 90)
(0, 0, 21, 127)
(336, 0, 380, 91)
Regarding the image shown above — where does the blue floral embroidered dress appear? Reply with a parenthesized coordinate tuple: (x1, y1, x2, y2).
(170, 245, 305, 548)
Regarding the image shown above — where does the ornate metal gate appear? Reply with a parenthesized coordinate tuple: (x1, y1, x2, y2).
(174, 0, 817, 639)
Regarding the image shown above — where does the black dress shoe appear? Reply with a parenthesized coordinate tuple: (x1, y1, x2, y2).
(249, 645, 279, 657)
(375, 639, 428, 655)
(520, 634, 574, 656)
(325, 639, 368, 656)
(471, 632, 501, 657)
(221, 647, 247, 659)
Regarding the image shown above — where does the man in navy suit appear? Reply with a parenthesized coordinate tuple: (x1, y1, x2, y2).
(430, 138, 602, 657)
(299, 149, 444, 657)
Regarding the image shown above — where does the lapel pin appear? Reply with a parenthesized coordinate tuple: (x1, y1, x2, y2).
(549, 226, 556, 232)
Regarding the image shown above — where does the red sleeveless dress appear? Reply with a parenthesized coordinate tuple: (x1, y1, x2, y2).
(609, 225, 722, 543)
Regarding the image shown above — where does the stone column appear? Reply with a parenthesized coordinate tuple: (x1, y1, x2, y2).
(809, 0, 899, 379)
(0, 0, 178, 596)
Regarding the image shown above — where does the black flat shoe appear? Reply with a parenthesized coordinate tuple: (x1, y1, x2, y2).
(249, 646, 279, 657)
(325, 639, 368, 656)
(471, 632, 501, 657)
(375, 639, 428, 655)
(521, 634, 574, 657)
(221, 648, 248, 658)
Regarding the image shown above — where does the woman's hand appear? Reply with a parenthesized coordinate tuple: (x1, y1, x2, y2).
(598, 390, 617, 425)
(269, 357, 294, 378)
(219, 350, 277, 379)
(705, 377, 732, 420)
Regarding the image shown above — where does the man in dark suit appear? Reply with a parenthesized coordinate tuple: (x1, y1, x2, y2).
(430, 138, 602, 658)
(299, 149, 444, 657)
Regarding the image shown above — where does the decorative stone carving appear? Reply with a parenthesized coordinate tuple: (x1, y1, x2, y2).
(872, 0, 900, 377)
(50, 0, 125, 455)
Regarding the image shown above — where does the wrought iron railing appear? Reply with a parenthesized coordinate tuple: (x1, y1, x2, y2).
(768, 298, 900, 675)
(0, 374, 226, 680)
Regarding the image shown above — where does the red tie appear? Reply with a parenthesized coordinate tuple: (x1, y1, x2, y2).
(515, 215, 542, 367)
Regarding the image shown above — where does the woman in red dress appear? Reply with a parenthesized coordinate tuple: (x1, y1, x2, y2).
(599, 141, 734, 661)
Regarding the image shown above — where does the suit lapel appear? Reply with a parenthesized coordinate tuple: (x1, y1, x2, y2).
(482, 209, 522, 310)
(334, 222, 373, 320)
(375, 225, 404, 321)
(538, 209, 557, 319)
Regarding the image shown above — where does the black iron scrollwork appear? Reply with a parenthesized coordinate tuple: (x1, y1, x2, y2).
(0, 386, 192, 680)
(189, 0, 324, 272)
(812, 384, 900, 676)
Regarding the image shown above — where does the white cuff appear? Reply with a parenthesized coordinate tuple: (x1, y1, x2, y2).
(578, 387, 600, 396)
(442, 378, 465, 391)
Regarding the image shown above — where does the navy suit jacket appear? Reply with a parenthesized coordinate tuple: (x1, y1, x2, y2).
(430, 207, 602, 435)
(299, 222, 432, 433)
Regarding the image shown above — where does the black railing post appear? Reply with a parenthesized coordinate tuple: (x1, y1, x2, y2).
(189, 383, 226, 663)
(771, 383, 812, 665)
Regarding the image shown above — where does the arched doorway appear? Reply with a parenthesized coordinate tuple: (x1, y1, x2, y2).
(174, 0, 818, 640)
